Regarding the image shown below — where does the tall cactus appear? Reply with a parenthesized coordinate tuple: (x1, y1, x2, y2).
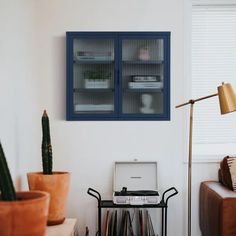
(0, 142, 16, 201)
(42, 110, 53, 175)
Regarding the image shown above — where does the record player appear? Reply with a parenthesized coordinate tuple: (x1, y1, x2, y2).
(113, 161, 159, 205)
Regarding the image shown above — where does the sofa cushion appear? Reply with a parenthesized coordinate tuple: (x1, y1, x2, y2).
(227, 157, 236, 191)
(219, 156, 233, 190)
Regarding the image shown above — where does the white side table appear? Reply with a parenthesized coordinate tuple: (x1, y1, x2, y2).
(46, 218, 77, 236)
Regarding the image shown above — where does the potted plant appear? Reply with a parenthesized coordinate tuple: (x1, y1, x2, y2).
(27, 110, 70, 226)
(84, 70, 111, 88)
(0, 141, 49, 236)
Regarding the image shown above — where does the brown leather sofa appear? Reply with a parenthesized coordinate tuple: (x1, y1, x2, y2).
(199, 181, 236, 236)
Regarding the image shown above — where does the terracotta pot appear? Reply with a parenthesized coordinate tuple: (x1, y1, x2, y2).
(27, 171, 70, 226)
(0, 191, 49, 236)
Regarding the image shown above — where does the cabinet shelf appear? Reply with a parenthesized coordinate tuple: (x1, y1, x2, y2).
(124, 88, 163, 93)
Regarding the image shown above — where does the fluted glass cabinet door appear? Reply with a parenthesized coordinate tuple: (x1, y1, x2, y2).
(67, 33, 117, 120)
(66, 32, 170, 120)
(120, 36, 168, 117)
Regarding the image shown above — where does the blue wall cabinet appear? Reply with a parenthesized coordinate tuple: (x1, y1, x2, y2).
(66, 32, 170, 120)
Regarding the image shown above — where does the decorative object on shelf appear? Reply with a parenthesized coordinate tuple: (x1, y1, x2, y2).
(27, 110, 70, 226)
(0, 142, 49, 236)
(176, 82, 236, 236)
(84, 70, 111, 89)
(140, 94, 155, 114)
(138, 45, 150, 61)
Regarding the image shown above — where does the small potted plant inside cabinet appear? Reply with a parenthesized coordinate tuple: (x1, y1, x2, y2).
(27, 110, 70, 225)
(0, 141, 49, 236)
(84, 70, 111, 89)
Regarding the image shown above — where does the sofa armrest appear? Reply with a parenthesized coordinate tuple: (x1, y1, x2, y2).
(200, 181, 236, 236)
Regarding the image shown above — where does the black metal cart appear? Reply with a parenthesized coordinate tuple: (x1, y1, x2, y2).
(87, 187, 178, 236)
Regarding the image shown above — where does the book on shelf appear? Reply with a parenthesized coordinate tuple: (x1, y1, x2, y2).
(132, 75, 160, 82)
(74, 104, 114, 112)
(128, 81, 163, 89)
(75, 51, 113, 61)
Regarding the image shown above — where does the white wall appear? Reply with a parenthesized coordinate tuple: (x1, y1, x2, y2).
(0, 0, 220, 235)
(0, 0, 38, 188)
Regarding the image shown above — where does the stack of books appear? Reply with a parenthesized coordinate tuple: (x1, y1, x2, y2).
(74, 104, 114, 112)
(128, 75, 163, 89)
(76, 51, 113, 61)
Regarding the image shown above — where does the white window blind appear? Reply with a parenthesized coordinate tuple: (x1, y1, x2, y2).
(192, 5, 236, 146)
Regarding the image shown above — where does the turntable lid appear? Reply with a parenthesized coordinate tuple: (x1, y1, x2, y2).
(113, 161, 158, 192)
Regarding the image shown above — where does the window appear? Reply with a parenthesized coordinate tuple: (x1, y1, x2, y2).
(192, 1, 236, 159)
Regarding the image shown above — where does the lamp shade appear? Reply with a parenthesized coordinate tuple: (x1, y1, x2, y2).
(218, 83, 236, 114)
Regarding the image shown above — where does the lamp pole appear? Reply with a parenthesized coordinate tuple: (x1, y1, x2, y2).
(188, 102, 194, 236)
(176, 93, 218, 236)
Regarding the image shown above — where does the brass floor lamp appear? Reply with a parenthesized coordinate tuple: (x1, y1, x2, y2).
(176, 83, 236, 236)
